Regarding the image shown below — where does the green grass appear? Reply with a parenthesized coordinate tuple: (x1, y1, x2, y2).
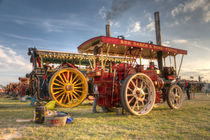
(0, 93, 210, 140)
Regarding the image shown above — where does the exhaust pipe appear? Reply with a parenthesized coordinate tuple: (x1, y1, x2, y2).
(105, 24, 111, 37)
(154, 11, 163, 72)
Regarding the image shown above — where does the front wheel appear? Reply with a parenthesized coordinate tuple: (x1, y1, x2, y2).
(49, 68, 88, 107)
(167, 84, 184, 109)
(120, 73, 156, 116)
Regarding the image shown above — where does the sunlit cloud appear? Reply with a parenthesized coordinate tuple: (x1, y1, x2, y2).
(162, 41, 171, 47)
(126, 20, 141, 35)
(144, 12, 155, 32)
(0, 45, 32, 85)
(173, 40, 188, 44)
(190, 41, 210, 51)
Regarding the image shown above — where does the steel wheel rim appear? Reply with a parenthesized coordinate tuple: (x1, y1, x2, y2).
(125, 73, 155, 115)
(49, 68, 88, 107)
(169, 85, 183, 109)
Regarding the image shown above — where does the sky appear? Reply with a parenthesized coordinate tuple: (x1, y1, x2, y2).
(0, 0, 210, 86)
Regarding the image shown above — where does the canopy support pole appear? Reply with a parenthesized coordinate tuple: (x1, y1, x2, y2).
(174, 55, 177, 74)
(169, 56, 172, 67)
(177, 54, 184, 77)
(139, 51, 142, 65)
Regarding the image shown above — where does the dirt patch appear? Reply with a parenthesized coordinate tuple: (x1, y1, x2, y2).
(2, 131, 22, 140)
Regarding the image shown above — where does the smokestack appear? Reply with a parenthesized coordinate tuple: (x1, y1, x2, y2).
(154, 11, 161, 45)
(154, 11, 163, 72)
(106, 24, 111, 37)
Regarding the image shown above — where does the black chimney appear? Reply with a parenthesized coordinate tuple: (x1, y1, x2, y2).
(154, 11, 163, 72)
(106, 24, 111, 37)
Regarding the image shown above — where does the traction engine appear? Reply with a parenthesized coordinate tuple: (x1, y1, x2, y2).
(78, 34, 187, 116)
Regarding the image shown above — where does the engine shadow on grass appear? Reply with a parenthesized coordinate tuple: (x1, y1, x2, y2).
(69, 106, 175, 119)
(71, 111, 126, 119)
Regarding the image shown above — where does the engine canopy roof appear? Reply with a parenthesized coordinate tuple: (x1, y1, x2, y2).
(78, 36, 187, 59)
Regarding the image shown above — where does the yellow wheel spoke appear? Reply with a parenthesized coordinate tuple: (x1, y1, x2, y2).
(53, 83, 63, 87)
(71, 74, 78, 83)
(53, 87, 63, 90)
(55, 79, 65, 85)
(58, 74, 65, 83)
(59, 93, 65, 103)
(73, 90, 81, 97)
(53, 89, 64, 95)
(74, 86, 83, 89)
(72, 93, 79, 100)
(64, 93, 68, 103)
(74, 89, 83, 93)
(73, 78, 81, 85)
(67, 93, 70, 103)
(74, 82, 82, 87)
(61, 73, 68, 83)
(70, 92, 74, 103)
(55, 91, 65, 98)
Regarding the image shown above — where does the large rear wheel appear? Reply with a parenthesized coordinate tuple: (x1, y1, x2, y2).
(120, 73, 156, 116)
(49, 68, 88, 107)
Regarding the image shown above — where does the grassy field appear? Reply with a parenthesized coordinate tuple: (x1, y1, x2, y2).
(0, 93, 210, 140)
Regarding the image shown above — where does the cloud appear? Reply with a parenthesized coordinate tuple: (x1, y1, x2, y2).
(41, 18, 91, 32)
(162, 41, 171, 47)
(126, 21, 141, 37)
(172, 39, 188, 44)
(0, 15, 93, 33)
(167, 20, 180, 27)
(171, 0, 205, 17)
(171, 0, 210, 23)
(145, 21, 155, 32)
(204, 11, 210, 22)
(0, 45, 32, 85)
(4, 33, 44, 42)
(190, 41, 210, 52)
(144, 12, 155, 32)
(132, 22, 141, 32)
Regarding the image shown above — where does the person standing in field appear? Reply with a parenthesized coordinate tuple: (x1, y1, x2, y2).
(185, 81, 191, 100)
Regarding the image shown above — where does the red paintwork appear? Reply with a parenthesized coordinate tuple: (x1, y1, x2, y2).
(155, 90, 161, 103)
(62, 63, 77, 69)
(78, 36, 187, 55)
(93, 71, 119, 107)
(92, 64, 165, 107)
(141, 70, 157, 81)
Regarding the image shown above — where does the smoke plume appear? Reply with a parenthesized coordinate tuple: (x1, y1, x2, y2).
(106, 0, 139, 23)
